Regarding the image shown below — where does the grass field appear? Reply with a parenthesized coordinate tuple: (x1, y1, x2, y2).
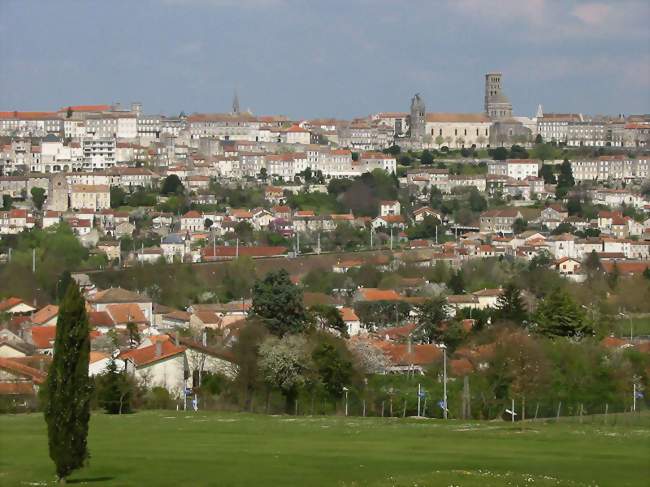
(1, 411, 649, 486)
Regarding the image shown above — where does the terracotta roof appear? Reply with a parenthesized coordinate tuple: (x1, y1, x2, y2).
(119, 340, 186, 367)
(30, 326, 57, 349)
(105, 303, 148, 325)
(164, 310, 192, 323)
(339, 307, 359, 322)
(88, 311, 115, 328)
(30, 305, 59, 325)
(376, 323, 417, 340)
(192, 310, 221, 325)
(0, 358, 46, 384)
(357, 288, 402, 302)
(602, 261, 650, 275)
(601, 336, 629, 349)
(0, 297, 26, 312)
(376, 342, 442, 366)
(90, 287, 151, 304)
(59, 105, 111, 113)
(89, 351, 110, 364)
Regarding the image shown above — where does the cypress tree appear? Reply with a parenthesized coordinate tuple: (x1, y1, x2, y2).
(44, 282, 91, 483)
(496, 282, 528, 324)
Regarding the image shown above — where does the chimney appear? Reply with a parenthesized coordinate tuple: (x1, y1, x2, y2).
(155, 341, 162, 358)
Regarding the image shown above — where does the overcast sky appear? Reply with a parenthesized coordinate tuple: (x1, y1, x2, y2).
(1, 0, 648, 119)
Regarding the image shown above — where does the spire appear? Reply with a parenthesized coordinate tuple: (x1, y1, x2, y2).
(232, 90, 240, 114)
(536, 104, 544, 118)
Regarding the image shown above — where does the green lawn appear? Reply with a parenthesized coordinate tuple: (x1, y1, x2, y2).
(1, 411, 649, 486)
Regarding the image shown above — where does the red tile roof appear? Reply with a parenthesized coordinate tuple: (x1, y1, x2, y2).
(119, 340, 186, 367)
(0, 358, 46, 384)
(0, 297, 25, 312)
(357, 288, 402, 301)
(30, 326, 57, 349)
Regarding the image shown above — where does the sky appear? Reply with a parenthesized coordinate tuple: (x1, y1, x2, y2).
(1, 0, 649, 119)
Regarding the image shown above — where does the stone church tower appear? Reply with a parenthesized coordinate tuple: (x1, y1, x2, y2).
(47, 173, 69, 212)
(409, 93, 426, 143)
(484, 72, 512, 120)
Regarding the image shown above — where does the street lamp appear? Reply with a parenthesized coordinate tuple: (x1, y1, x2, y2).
(439, 343, 448, 419)
(342, 386, 349, 416)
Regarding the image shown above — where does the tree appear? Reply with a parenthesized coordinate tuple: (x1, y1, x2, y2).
(583, 250, 603, 278)
(312, 340, 353, 400)
(232, 320, 267, 411)
(110, 186, 127, 208)
(310, 305, 348, 337)
(539, 164, 557, 184)
(420, 149, 434, 165)
(495, 282, 527, 324)
(534, 134, 543, 144)
(435, 135, 445, 148)
(44, 282, 91, 483)
(512, 218, 527, 234)
(56, 270, 73, 303)
(490, 147, 509, 161)
(31, 187, 47, 210)
(555, 159, 575, 199)
(95, 357, 132, 414)
(509, 144, 529, 159)
(468, 189, 487, 212)
(348, 339, 388, 374)
(250, 269, 309, 336)
(2, 194, 12, 210)
(126, 321, 140, 347)
(160, 174, 184, 195)
(413, 295, 449, 343)
(384, 144, 401, 156)
(204, 218, 213, 230)
(448, 269, 465, 294)
(533, 288, 592, 338)
(532, 143, 554, 162)
(258, 334, 310, 413)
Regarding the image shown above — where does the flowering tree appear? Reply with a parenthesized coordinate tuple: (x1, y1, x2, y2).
(258, 335, 311, 412)
(348, 339, 388, 374)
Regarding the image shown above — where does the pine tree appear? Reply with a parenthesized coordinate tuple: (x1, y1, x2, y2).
(534, 288, 593, 338)
(496, 282, 527, 324)
(96, 357, 132, 415)
(250, 269, 308, 336)
(44, 282, 91, 483)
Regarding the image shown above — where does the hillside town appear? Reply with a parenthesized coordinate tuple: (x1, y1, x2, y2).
(0, 73, 649, 412)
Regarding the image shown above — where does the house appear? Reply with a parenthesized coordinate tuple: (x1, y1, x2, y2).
(379, 200, 401, 216)
(181, 210, 204, 232)
(354, 288, 403, 302)
(0, 357, 47, 406)
(446, 295, 479, 312)
(479, 208, 522, 234)
(554, 257, 582, 275)
(88, 351, 125, 376)
(178, 336, 237, 387)
(374, 341, 441, 374)
(161, 233, 190, 263)
(28, 326, 57, 354)
(333, 259, 363, 273)
(471, 288, 502, 309)
(189, 311, 223, 330)
(371, 215, 406, 230)
(119, 338, 188, 397)
(137, 246, 164, 264)
(0, 297, 36, 315)
(88, 287, 153, 323)
(114, 221, 135, 238)
(30, 304, 58, 326)
(97, 241, 121, 261)
(88, 311, 116, 333)
(413, 206, 442, 222)
(339, 307, 364, 336)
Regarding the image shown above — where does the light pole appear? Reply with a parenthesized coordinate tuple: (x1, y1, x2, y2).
(343, 386, 349, 416)
(439, 343, 448, 419)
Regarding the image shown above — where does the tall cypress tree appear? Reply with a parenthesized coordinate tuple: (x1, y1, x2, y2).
(44, 282, 91, 483)
(496, 282, 528, 324)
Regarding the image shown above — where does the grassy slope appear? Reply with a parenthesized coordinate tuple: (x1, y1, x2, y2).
(1, 411, 648, 486)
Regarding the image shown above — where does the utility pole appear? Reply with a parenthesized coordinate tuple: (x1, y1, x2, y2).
(389, 226, 393, 251)
(370, 228, 374, 249)
(417, 383, 421, 417)
(441, 343, 448, 419)
(32, 248, 36, 273)
(317, 233, 321, 254)
(296, 231, 300, 255)
(236, 238, 239, 258)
